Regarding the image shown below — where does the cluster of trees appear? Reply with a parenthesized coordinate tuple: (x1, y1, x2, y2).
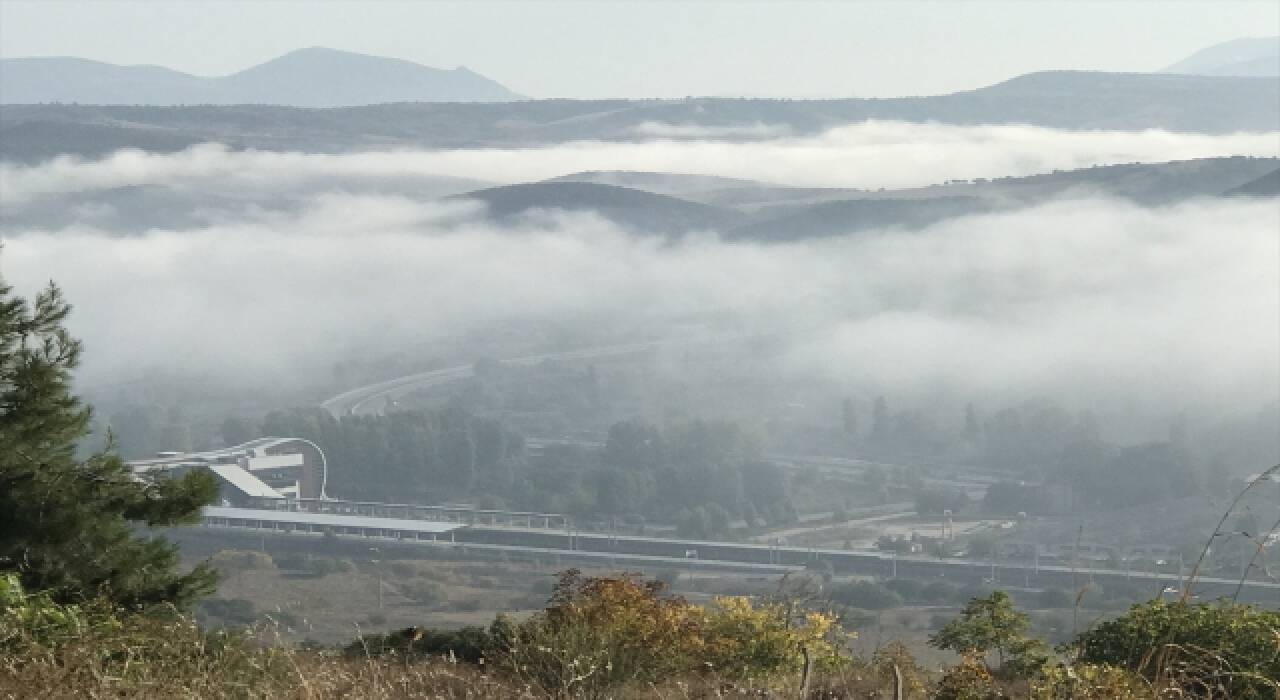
(261, 406, 524, 503)
(850, 395, 1211, 515)
(252, 407, 797, 533)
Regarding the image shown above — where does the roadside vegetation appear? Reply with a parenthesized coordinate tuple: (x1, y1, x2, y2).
(5, 567, 1279, 698)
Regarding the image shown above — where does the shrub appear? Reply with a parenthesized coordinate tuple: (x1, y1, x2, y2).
(346, 624, 498, 663)
(195, 598, 256, 627)
(885, 578, 925, 603)
(500, 569, 851, 695)
(933, 654, 1009, 700)
(1033, 662, 1151, 699)
(502, 570, 706, 695)
(923, 580, 960, 604)
(831, 580, 903, 611)
(701, 595, 849, 682)
(1073, 599, 1280, 699)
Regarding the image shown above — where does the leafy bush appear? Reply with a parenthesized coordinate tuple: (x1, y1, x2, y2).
(500, 569, 850, 696)
(195, 597, 256, 627)
(346, 623, 499, 663)
(885, 577, 925, 603)
(275, 552, 353, 578)
(923, 580, 960, 604)
(701, 595, 849, 682)
(502, 570, 708, 695)
(831, 580, 903, 611)
(1074, 599, 1280, 699)
(933, 654, 1009, 699)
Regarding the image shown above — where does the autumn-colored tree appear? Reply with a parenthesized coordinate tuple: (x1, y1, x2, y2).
(503, 570, 705, 695)
(933, 654, 1009, 700)
(702, 595, 848, 682)
(501, 570, 850, 696)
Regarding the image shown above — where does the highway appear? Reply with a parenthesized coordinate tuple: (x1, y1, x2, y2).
(320, 341, 661, 417)
(196, 510, 1280, 605)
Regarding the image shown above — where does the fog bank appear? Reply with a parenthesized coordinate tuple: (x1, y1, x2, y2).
(4, 122, 1278, 203)
(4, 195, 1276, 422)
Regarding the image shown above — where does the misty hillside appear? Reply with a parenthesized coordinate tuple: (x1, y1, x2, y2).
(1161, 36, 1280, 77)
(0, 48, 524, 107)
(904, 156, 1280, 205)
(728, 196, 994, 241)
(544, 171, 773, 197)
(9, 156, 1273, 240)
(687, 156, 1280, 209)
(2, 71, 1276, 163)
(1223, 167, 1280, 197)
(0, 174, 491, 234)
(452, 182, 744, 234)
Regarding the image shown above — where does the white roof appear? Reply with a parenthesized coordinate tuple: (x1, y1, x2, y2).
(129, 437, 303, 470)
(207, 464, 284, 499)
(243, 454, 304, 470)
(203, 506, 466, 534)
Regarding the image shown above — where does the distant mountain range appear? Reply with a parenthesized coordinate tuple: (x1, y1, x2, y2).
(2, 70, 1276, 163)
(1162, 36, 1279, 77)
(0, 47, 524, 106)
(4, 37, 1275, 109)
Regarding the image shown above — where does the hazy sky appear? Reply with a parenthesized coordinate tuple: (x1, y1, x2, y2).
(1, 1, 1277, 98)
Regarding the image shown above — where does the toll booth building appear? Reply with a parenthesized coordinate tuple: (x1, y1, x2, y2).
(127, 437, 327, 505)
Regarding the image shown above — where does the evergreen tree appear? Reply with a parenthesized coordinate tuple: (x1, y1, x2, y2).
(0, 281, 218, 608)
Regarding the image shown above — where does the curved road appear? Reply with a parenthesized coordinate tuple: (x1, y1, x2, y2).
(321, 341, 662, 417)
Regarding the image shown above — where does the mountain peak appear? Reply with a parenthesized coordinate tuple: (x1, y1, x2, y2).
(0, 48, 524, 106)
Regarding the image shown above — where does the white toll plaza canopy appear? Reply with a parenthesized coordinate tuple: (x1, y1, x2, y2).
(203, 506, 467, 535)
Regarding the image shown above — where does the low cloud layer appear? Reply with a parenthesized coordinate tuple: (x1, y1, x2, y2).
(4, 193, 1276, 427)
(3, 121, 1277, 204)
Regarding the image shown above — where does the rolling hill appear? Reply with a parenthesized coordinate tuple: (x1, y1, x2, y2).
(1223, 167, 1280, 197)
(451, 182, 744, 235)
(0, 48, 524, 106)
(1161, 36, 1279, 77)
(10, 157, 1271, 242)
